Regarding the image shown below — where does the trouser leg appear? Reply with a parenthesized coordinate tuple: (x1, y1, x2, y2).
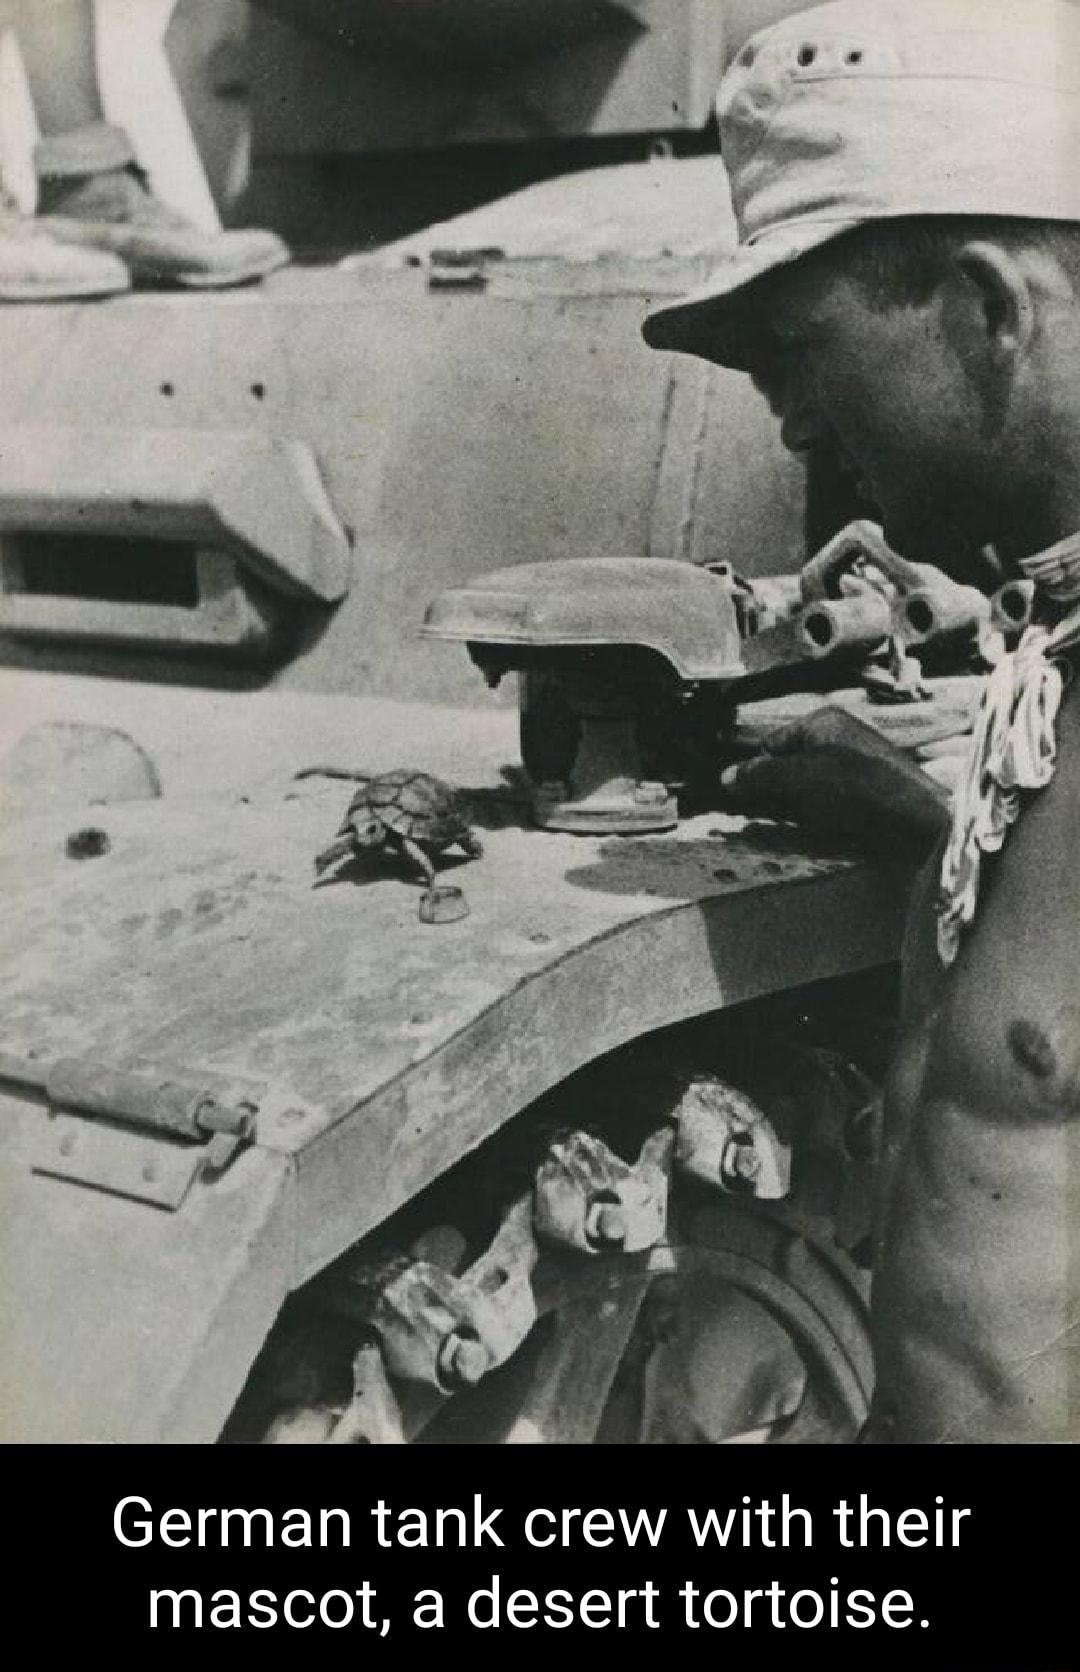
(9, 0, 104, 135)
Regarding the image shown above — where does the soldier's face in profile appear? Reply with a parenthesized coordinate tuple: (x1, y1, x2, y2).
(740, 252, 997, 575)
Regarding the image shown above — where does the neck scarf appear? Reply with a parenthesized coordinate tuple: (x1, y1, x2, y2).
(936, 530, 1080, 965)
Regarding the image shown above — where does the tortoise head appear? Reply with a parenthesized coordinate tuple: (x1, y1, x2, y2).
(352, 813, 384, 848)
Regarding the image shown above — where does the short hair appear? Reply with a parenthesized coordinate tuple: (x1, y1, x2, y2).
(822, 215, 1080, 309)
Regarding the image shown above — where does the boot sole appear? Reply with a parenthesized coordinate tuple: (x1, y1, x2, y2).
(0, 276, 129, 301)
(144, 246, 291, 289)
(38, 218, 290, 290)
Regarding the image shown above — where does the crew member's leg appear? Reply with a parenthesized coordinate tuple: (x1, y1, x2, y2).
(1, 0, 288, 298)
(15, 0, 103, 134)
(0, 0, 128, 298)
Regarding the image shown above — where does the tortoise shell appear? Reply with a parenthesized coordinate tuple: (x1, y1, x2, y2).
(339, 769, 471, 848)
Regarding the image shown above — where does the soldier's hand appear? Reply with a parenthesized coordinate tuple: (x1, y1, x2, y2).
(718, 706, 951, 860)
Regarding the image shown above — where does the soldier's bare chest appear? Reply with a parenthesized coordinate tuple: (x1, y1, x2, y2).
(900, 683, 1080, 1136)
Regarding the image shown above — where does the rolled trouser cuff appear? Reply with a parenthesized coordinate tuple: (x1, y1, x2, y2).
(34, 121, 136, 180)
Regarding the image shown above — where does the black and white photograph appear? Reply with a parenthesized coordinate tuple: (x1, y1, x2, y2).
(0, 0, 1077, 1476)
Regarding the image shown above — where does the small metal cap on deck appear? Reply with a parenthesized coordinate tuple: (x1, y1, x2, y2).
(419, 885, 469, 924)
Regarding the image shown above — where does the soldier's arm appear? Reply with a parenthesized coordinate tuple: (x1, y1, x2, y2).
(719, 707, 952, 863)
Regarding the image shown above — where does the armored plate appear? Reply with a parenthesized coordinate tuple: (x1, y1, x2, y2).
(0, 709, 902, 1284)
(0, 691, 904, 1440)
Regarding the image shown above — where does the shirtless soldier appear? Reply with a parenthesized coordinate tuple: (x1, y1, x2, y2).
(643, 0, 1080, 1441)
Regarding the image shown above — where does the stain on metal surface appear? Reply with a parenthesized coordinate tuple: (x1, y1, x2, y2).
(565, 829, 850, 903)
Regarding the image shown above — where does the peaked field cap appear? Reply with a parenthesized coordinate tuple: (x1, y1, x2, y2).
(643, 0, 1080, 366)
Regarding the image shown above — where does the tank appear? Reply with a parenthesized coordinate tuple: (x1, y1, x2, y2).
(0, 0, 972, 1444)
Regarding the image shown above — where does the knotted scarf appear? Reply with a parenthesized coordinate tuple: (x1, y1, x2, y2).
(936, 531, 1080, 964)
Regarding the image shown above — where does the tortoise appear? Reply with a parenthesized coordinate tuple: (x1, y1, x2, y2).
(304, 767, 483, 889)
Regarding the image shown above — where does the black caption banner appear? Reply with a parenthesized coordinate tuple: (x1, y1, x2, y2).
(9, 1444, 1073, 1664)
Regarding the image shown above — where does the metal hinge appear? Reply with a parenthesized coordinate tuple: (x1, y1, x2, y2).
(26, 1056, 262, 1209)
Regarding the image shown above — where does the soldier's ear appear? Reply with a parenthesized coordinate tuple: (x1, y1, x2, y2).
(954, 241, 1035, 364)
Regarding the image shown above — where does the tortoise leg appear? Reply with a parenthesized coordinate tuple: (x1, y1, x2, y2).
(314, 835, 354, 876)
(459, 831, 484, 859)
(400, 837, 436, 888)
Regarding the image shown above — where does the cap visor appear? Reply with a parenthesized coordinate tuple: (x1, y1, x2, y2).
(642, 219, 864, 367)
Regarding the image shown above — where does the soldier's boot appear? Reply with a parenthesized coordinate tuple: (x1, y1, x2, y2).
(0, 186, 129, 302)
(35, 121, 289, 290)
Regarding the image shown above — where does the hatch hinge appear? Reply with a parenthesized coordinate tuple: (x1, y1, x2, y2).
(27, 1056, 263, 1209)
